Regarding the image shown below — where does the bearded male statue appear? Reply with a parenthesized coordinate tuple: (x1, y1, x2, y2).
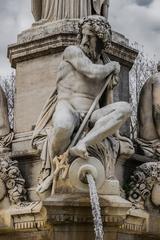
(31, 0, 110, 23)
(32, 15, 132, 193)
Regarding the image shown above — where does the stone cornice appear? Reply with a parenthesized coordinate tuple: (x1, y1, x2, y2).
(8, 20, 138, 69)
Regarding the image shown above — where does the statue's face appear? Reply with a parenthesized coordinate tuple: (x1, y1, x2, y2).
(80, 25, 100, 62)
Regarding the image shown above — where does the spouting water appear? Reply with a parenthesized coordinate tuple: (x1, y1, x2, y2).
(86, 174, 104, 240)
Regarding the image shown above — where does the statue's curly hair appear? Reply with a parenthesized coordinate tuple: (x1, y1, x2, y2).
(78, 15, 112, 49)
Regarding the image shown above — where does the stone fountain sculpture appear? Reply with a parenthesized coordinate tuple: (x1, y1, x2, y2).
(30, 15, 139, 240)
(31, 15, 133, 195)
(2, 0, 151, 239)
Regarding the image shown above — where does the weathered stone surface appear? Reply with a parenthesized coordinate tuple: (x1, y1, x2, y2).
(28, 16, 134, 195)
(43, 193, 149, 239)
(14, 53, 61, 133)
(0, 202, 46, 232)
(6, 18, 138, 228)
(128, 162, 160, 210)
(4, 14, 143, 240)
(0, 154, 27, 206)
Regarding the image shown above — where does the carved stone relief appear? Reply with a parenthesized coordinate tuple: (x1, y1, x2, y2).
(0, 155, 27, 205)
(128, 162, 160, 209)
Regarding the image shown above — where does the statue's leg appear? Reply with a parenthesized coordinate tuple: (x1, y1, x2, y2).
(83, 101, 131, 144)
(70, 102, 131, 158)
(51, 99, 80, 155)
(37, 100, 79, 193)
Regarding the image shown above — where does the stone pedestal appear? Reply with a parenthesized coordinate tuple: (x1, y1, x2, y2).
(43, 194, 149, 240)
(43, 194, 131, 240)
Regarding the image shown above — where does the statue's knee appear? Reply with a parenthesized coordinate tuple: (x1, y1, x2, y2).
(54, 124, 72, 140)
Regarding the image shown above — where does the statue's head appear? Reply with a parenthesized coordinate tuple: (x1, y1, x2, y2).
(78, 15, 112, 61)
(157, 62, 160, 72)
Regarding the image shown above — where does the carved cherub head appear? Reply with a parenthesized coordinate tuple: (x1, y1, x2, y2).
(78, 15, 112, 61)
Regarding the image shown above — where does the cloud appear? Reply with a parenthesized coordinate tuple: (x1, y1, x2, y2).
(109, 0, 160, 61)
(0, 0, 160, 76)
(0, 0, 33, 77)
(135, 0, 153, 7)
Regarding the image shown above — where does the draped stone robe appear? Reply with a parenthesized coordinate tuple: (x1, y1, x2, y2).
(32, 0, 109, 22)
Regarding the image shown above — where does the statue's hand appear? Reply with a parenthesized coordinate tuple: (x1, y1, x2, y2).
(108, 75, 119, 89)
(69, 143, 89, 160)
(112, 61, 121, 75)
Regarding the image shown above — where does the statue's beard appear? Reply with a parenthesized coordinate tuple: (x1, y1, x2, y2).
(80, 44, 98, 62)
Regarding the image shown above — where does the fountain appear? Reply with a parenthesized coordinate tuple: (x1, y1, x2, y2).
(69, 157, 105, 240)
(0, 2, 151, 239)
(86, 174, 104, 240)
(42, 155, 133, 240)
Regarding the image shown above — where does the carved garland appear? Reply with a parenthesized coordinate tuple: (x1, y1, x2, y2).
(0, 155, 27, 205)
(128, 162, 160, 209)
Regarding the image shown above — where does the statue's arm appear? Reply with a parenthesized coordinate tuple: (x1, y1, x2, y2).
(153, 81, 160, 137)
(63, 46, 116, 81)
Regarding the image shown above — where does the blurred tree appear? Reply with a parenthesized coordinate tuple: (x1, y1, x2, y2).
(129, 43, 156, 139)
(0, 72, 15, 129)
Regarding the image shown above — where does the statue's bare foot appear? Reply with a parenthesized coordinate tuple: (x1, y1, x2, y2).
(70, 143, 88, 160)
(36, 175, 53, 193)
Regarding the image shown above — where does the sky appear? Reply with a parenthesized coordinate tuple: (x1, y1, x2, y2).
(0, 0, 160, 77)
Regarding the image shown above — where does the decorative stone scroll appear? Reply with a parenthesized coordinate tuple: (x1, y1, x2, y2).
(128, 162, 160, 209)
(0, 155, 27, 205)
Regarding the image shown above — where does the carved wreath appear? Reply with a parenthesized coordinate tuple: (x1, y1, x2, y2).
(0, 156, 27, 205)
(128, 162, 160, 209)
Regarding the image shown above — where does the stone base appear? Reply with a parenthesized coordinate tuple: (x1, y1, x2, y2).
(42, 193, 149, 240)
(0, 194, 151, 240)
(0, 202, 46, 231)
